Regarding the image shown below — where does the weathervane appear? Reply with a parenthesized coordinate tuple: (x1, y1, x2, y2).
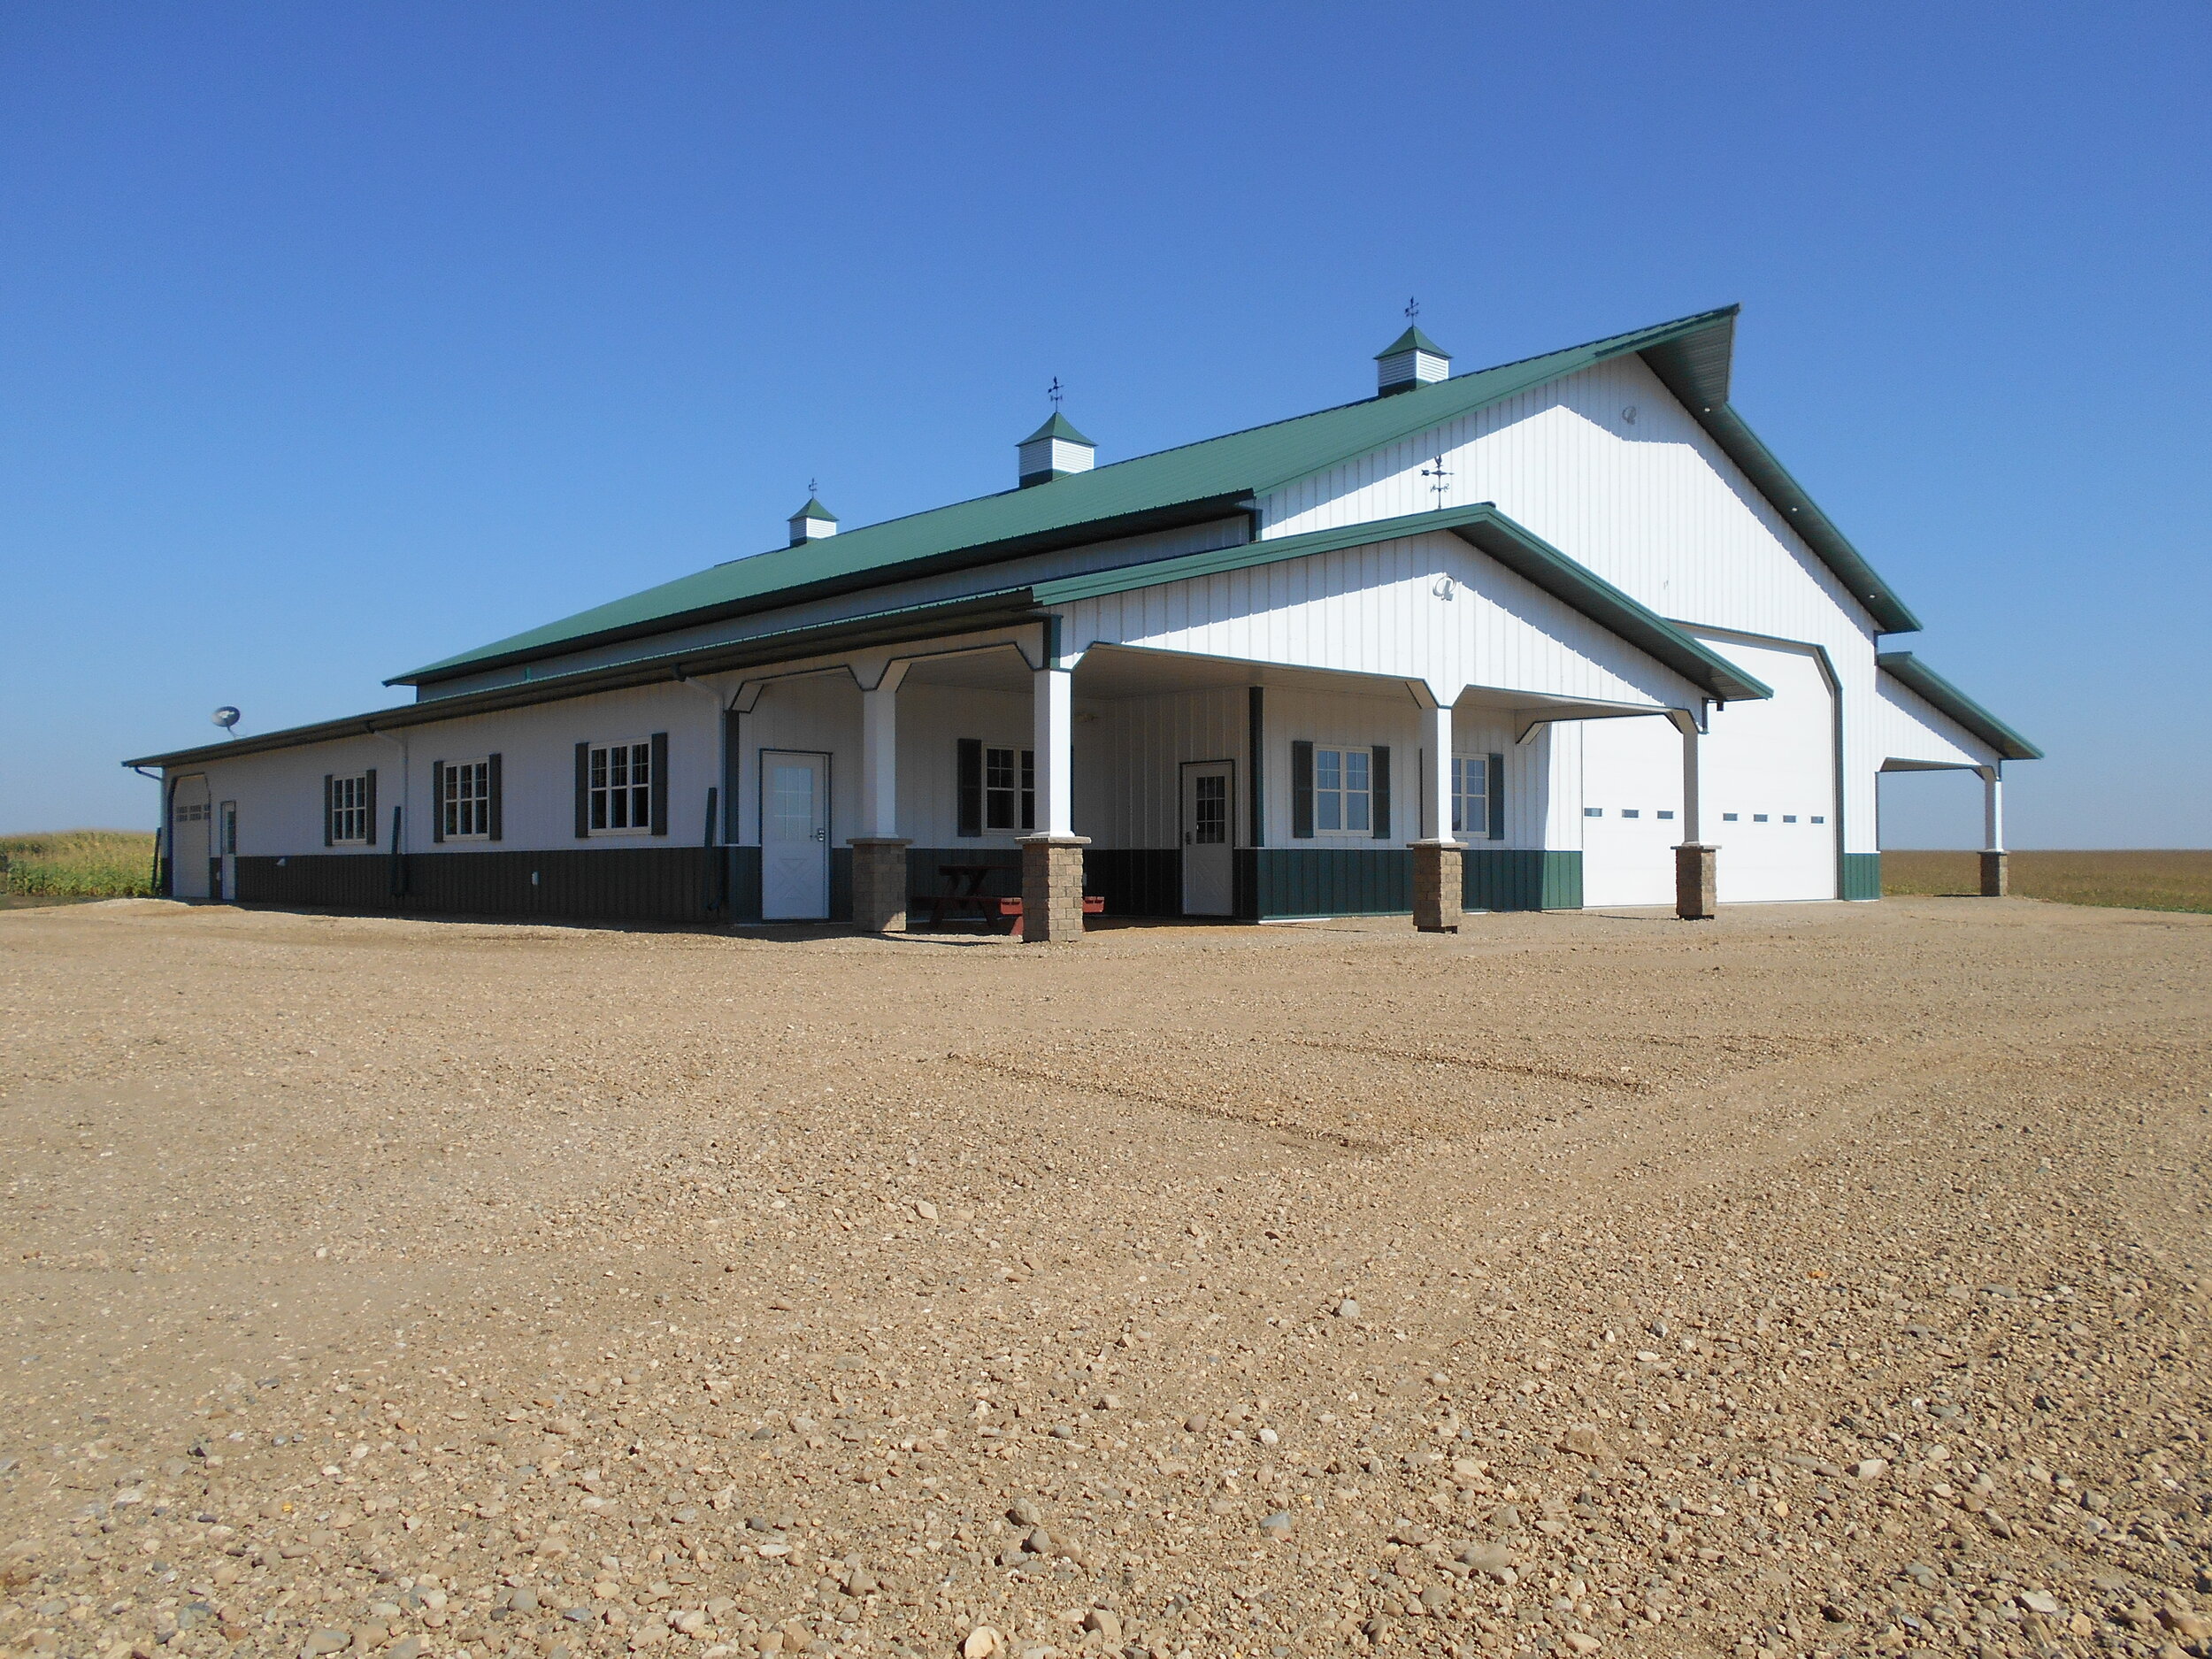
(1048, 377, 1064, 410)
(809, 477, 818, 496)
(1421, 453, 1452, 507)
(1405, 296, 1419, 322)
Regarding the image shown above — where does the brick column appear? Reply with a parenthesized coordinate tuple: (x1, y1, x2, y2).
(1410, 839, 1463, 933)
(1018, 834, 1090, 943)
(849, 837, 911, 933)
(1674, 842, 1717, 920)
(1979, 850, 2008, 898)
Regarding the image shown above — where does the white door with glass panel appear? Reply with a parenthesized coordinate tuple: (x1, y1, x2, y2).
(1180, 760, 1234, 916)
(171, 775, 211, 899)
(760, 751, 830, 920)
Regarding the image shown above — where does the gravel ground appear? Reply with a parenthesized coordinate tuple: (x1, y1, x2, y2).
(1, 896, 2208, 1659)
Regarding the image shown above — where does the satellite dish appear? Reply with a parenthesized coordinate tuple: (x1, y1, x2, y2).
(211, 706, 241, 735)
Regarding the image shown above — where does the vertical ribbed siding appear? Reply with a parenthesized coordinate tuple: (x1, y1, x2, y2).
(1460, 849, 1584, 911)
(1253, 352, 1887, 864)
(1841, 852, 1882, 901)
(234, 847, 732, 923)
(1250, 849, 1411, 918)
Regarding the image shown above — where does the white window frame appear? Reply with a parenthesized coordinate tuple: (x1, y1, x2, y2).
(330, 773, 372, 845)
(1450, 755, 1490, 838)
(588, 738, 653, 835)
(1313, 745, 1371, 835)
(442, 757, 492, 841)
(983, 745, 1034, 833)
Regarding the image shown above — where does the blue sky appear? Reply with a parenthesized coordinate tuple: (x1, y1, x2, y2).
(4, 2, 2206, 846)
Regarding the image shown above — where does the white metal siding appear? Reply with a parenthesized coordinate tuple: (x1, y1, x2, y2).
(1062, 531, 1703, 714)
(1872, 674, 2001, 770)
(1256, 354, 1886, 858)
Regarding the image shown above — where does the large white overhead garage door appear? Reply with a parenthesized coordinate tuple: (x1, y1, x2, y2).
(1694, 634, 1838, 903)
(1578, 714, 1682, 908)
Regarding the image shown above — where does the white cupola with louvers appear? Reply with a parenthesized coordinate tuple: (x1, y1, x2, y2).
(787, 495, 839, 546)
(1017, 411, 1095, 488)
(1374, 325, 1451, 396)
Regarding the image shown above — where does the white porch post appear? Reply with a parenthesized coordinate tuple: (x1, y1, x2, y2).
(859, 663, 909, 839)
(1020, 635, 1089, 942)
(1422, 701, 1455, 842)
(849, 660, 910, 933)
(1977, 764, 2008, 897)
(1408, 685, 1463, 933)
(1670, 708, 1716, 920)
(1033, 663, 1074, 837)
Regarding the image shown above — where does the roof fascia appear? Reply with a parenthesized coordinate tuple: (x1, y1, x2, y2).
(392, 493, 1250, 687)
(1876, 651, 2042, 761)
(1697, 406, 1923, 635)
(127, 590, 1045, 772)
(1033, 503, 1772, 705)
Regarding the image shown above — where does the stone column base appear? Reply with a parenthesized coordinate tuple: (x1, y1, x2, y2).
(1979, 849, 2008, 898)
(848, 837, 912, 933)
(1410, 840, 1464, 933)
(1674, 842, 1718, 920)
(1018, 834, 1091, 943)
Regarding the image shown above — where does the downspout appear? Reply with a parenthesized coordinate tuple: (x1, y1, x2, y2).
(674, 672, 735, 918)
(368, 727, 410, 903)
(132, 765, 170, 896)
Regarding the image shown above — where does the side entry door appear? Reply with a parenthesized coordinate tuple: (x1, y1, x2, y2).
(1180, 760, 1234, 916)
(760, 751, 830, 920)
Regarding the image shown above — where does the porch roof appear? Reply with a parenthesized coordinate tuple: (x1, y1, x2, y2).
(393, 303, 1919, 690)
(1036, 503, 1775, 705)
(1876, 652, 2042, 761)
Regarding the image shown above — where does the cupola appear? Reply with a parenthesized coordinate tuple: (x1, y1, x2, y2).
(787, 496, 839, 546)
(1374, 326, 1451, 396)
(1017, 411, 1095, 488)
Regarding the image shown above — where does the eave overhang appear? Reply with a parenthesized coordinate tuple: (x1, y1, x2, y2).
(1876, 651, 2042, 761)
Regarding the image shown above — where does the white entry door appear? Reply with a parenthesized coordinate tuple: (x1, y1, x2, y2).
(171, 775, 211, 899)
(1180, 760, 1234, 917)
(761, 751, 830, 920)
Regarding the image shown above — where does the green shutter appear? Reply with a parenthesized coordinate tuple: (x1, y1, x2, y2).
(574, 742, 590, 838)
(1290, 741, 1313, 840)
(649, 733, 669, 836)
(956, 739, 983, 838)
(364, 769, 378, 848)
(1247, 687, 1265, 849)
(430, 762, 445, 843)
(322, 775, 334, 847)
(487, 753, 503, 842)
(1371, 745, 1390, 839)
(1487, 753, 1505, 841)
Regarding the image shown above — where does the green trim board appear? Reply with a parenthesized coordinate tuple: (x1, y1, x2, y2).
(1875, 653, 2042, 761)
(1840, 852, 1882, 902)
(1033, 503, 1774, 705)
(393, 304, 1919, 688)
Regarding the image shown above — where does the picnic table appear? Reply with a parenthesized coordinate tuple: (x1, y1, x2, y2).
(914, 863, 1106, 935)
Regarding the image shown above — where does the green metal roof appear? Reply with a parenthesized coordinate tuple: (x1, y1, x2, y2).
(1035, 502, 1772, 705)
(1876, 652, 2042, 761)
(1374, 325, 1448, 360)
(790, 496, 839, 523)
(395, 304, 1919, 687)
(1019, 411, 1094, 447)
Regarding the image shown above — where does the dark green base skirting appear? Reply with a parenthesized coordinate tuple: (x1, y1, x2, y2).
(233, 844, 1588, 926)
(1840, 851, 1882, 902)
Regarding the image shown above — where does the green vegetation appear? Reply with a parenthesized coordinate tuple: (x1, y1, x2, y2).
(0, 829, 157, 899)
(1883, 849, 2212, 915)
